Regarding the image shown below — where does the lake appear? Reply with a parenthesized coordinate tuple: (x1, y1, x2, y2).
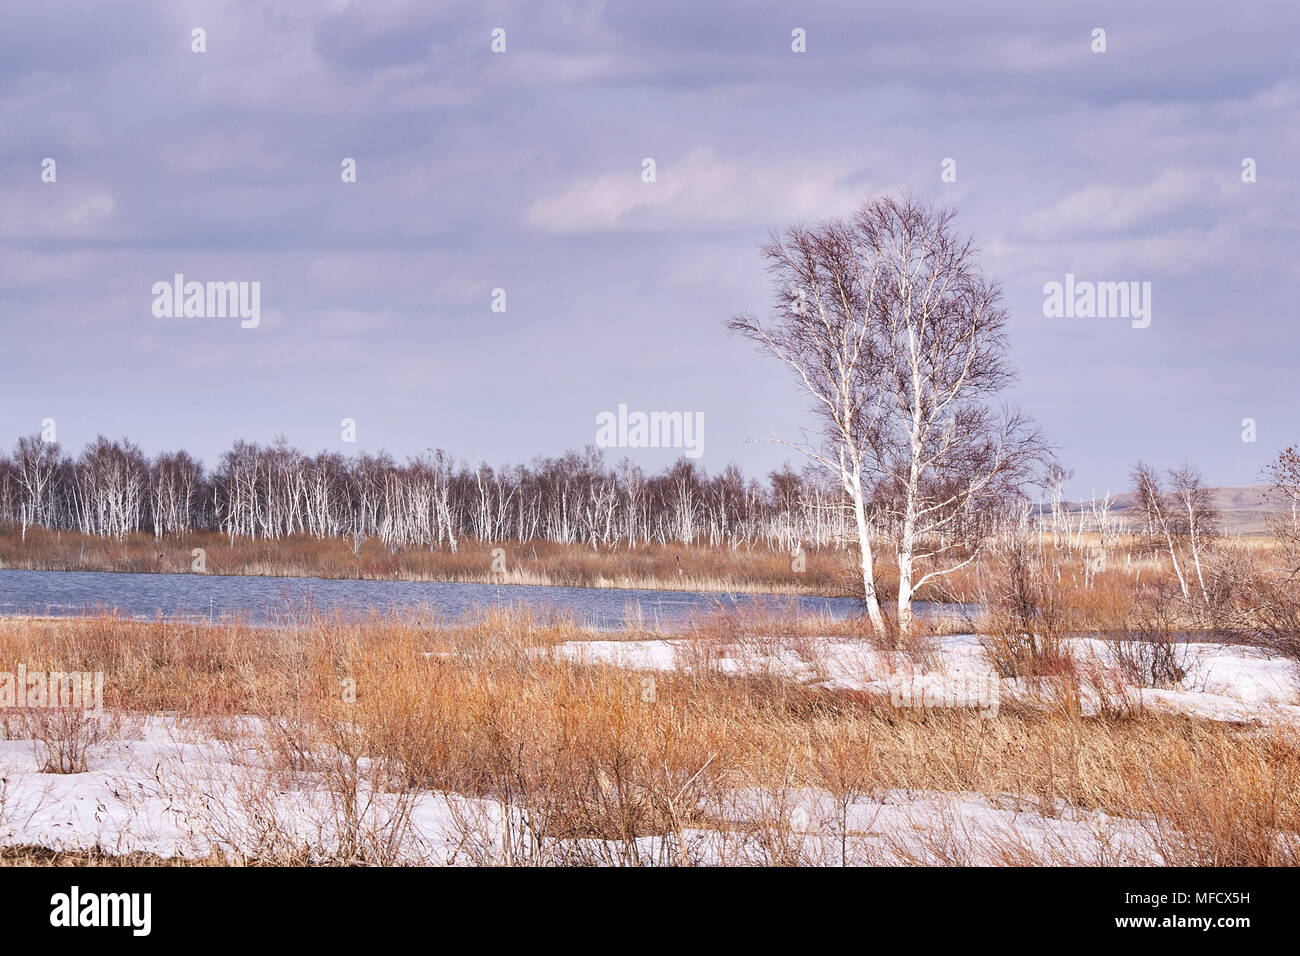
(0, 568, 936, 629)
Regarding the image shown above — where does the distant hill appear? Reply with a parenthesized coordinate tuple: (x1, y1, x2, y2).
(1056, 485, 1284, 535)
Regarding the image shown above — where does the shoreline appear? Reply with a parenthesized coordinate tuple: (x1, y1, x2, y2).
(0, 528, 873, 599)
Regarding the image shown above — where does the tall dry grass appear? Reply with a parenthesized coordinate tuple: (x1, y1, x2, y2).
(0, 526, 857, 596)
(0, 608, 1296, 864)
(0, 524, 1000, 603)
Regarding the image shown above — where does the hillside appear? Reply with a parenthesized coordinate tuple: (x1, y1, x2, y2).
(1059, 485, 1285, 535)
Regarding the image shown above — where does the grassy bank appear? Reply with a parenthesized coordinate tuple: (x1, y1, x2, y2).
(0, 527, 861, 597)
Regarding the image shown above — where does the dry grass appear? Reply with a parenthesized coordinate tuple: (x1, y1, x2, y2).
(0, 845, 233, 866)
(0, 606, 1296, 865)
(0, 525, 1000, 604)
(0, 526, 860, 597)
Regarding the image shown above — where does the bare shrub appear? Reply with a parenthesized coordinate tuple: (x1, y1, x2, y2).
(1253, 581, 1300, 662)
(1109, 583, 1190, 689)
(976, 534, 1073, 678)
(1239, 572, 1300, 697)
(21, 708, 118, 774)
(807, 717, 881, 865)
(1076, 658, 1143, 722)
(1208, 533, 1300, 688)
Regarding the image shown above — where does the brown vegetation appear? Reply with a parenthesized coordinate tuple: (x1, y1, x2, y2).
(0, 603, 1296, 865)
(0, 526, 855, 596)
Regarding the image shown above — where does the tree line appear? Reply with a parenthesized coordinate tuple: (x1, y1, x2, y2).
(0, 433, 864, 552)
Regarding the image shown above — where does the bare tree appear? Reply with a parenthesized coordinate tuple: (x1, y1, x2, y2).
(150, 450, 202, 539)
(730, 194, 1047, 633)
(11, 435, 63, 541)
(1132, 462, 1188, 599)
(72, 436, 149, 539)
(1039, 463, 1074, 550)
(1089, 489, 1119, 552)
(1, 432, 873, 558)
(1168, 463, 1218, 606)
(1263, 445, 1300, 575)
(1131, 461, 1219, 605)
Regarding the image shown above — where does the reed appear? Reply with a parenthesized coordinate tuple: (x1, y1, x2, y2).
(0, 606, 1295, 865)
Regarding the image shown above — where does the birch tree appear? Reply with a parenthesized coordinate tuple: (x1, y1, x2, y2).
(12, 435, 63, 541)
(3, 433, 869, 556)
(1263, 445, 1300, 574)
(1131, 461, 1219, 605)
(731, 194, 1047, 633)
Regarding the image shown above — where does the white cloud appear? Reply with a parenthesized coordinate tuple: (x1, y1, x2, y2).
(0, 187, 116, 238)
(1022, 169, 1229, 238)
(526, 147, 881, 233)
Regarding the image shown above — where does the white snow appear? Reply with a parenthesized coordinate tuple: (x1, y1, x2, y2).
(0, 715, 1163, 865)
(558, 631, 1300, 724)
(0, 630, 1293, 864)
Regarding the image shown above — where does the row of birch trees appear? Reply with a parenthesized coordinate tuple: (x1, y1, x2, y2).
(0, 435, 859, 551)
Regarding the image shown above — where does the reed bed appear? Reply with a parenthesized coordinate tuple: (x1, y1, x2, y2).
(0, 605, 1295, 865)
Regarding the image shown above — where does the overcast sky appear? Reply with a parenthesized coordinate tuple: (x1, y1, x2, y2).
(1, 0, 1296, 499)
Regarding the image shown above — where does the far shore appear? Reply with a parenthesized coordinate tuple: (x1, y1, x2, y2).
(0, 527, 883, 599)
(0, 560, 845, 597)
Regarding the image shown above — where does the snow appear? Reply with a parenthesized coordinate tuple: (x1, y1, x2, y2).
(0, 716, 1163, 865)
(0, 717, 460, 862)
(0, 630, 1293, 864)
(558, 632, 1300, 724)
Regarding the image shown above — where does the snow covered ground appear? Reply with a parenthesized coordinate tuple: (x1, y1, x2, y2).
(557, 632, 1300, 725)
(0, 715, 1161, 865)
(0, 631, 1293, 864)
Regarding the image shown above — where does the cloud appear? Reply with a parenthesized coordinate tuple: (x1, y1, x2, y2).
(1022, 169, 1225, 238)
(0, 0, 1295, 492)
(526, 147, 879, 233)
(0, 186, 115, 238)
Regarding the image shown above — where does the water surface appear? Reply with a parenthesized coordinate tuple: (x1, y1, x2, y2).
(0, 568, 914, 630)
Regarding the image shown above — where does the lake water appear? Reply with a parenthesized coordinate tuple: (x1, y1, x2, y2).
(0, 567, 937, 629)
(0, 568, 973, 631)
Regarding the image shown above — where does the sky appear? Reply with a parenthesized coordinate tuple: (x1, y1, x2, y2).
(1, 0, 1296, 501)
